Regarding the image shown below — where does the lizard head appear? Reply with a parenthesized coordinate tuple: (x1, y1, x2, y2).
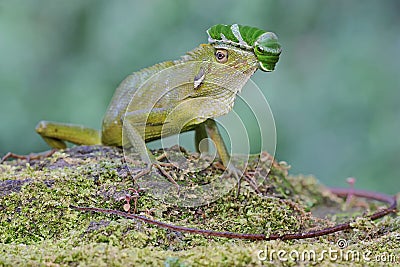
(207, 24, 282, 72)
(177, 25, 281, 119)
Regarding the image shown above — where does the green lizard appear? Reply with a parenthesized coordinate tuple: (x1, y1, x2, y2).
(36, 24, 281, 184)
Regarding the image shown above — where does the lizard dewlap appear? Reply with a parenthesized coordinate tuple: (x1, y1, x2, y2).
(207, 24, 282, 71)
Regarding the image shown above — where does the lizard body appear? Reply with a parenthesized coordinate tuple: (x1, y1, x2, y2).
(36, 24, 281, 171)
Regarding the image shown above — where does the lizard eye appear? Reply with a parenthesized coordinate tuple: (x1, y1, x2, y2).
(215, 49, 228, 63)
(255, 45, 263, 53)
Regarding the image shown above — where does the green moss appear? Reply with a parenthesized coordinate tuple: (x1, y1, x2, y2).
(0, 146, 398, 266)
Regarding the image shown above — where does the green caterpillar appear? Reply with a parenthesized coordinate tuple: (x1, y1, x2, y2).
(207, 24, 281, 72)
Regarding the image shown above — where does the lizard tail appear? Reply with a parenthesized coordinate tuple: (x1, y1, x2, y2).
(36, 121, 101, 149)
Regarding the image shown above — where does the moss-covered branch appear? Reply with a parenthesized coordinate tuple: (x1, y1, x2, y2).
(1, 146, 399, 266)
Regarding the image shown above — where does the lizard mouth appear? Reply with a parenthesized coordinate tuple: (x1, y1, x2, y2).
(259, 60, 278, 72)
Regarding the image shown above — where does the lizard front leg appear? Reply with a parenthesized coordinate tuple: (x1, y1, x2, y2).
(194, 122, 209, 154)
(122, 119, 179, 190)
(202, 118, 245, 192)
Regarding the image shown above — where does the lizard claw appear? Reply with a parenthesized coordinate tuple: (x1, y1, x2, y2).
(223, 164, 245, 197)
(153, 162, 180, 190)
(224, 164, 262, 196)
(132, 162, 180, 192)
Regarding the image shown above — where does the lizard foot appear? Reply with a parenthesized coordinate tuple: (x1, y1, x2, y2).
(132, 161, 180, 191)
(216, 162, 260, 197)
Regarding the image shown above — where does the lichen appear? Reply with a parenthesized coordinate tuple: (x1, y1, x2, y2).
(0, 146, 398, 266)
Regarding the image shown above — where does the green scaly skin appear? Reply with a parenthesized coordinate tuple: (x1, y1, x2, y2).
(35, 24, 281, 173)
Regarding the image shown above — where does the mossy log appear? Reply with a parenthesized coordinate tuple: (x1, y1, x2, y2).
(1, 146, 399, 266)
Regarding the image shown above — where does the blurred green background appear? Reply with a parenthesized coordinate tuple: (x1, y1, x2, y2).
(1, 0, 399, 193)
